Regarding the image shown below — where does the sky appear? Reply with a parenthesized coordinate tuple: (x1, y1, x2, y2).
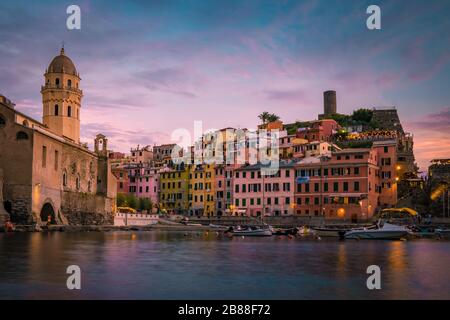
(1, 0, 449, 172)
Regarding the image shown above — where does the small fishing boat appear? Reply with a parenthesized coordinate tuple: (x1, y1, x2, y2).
(313, 225, 376, 238)
(230, 226, 272, 237)
(344, 221, 409, 240)
(435, 228, 450, 238)
(272, 227, 299, 236)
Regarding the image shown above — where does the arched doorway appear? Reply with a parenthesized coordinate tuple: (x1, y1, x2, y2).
(3, 201, 12, 214)
(40, 203, 56, 224)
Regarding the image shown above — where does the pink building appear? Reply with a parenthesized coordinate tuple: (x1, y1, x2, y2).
(296, 119, 339, 142)
(233, 162, 296, 216)
(127, 164, 159, 204)
(372, 140, 398, 207)
(294, 144, 397, 221)
(112, 167, 129, 194)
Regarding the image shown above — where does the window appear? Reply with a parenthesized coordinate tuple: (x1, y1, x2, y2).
(0, 115, 5, 128)
(343, 182, 349, 192)
(55, 78, 60, 86)
(63, 172, 67, 187)
(42, 146, 47, 167)
(76, 176, 80, 190)
(68, 106, 72, 117)
(16, 131, 28, 140)
(354, 181, 360, 192)
(384, 146, 388, 153)
(354, 167, 360, 175)
(54, 105, 59, 116)
(333, 182, 339, 192)
(54, 150, 59, 170)
(88, 181, 91, 192)
(68, 79, 72, 87)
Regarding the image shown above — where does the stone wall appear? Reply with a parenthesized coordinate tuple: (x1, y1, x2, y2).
(61, 191, 114, 225)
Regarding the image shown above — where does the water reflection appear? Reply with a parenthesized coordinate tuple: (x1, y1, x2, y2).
(1, 232, 449, 299)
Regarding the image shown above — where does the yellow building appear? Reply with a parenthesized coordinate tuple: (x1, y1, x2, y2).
(159, 164, 189, 214)
(188, 164, 215, 216)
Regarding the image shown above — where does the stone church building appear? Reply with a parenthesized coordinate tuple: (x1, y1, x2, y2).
(0, 48, 117, 225)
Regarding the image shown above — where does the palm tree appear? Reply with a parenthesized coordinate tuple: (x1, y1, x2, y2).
(258, 111, 271, 124)
(267, 113, 280, 123)
(258, 112, 280, 124)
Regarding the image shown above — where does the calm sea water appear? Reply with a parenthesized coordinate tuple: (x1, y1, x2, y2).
(1, 231, 449, 299)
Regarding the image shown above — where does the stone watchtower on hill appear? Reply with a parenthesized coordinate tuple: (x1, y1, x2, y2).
(41, 47, 83, 143)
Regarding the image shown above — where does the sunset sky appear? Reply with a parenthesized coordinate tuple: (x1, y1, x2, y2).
(1, 0, 449, 172)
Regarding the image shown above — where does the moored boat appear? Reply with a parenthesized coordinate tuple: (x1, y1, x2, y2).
(230, 226, 272, 236)
(313, 225, 376, 238)
(344, 222, 409, 240)
(435, 228, 450, 238)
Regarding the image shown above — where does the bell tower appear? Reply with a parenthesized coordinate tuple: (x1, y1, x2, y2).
(41, 47, 83, 143)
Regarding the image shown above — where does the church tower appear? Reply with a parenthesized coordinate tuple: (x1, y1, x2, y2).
(41, 47, 82, 143)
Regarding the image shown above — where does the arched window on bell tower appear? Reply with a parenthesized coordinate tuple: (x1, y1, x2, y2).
(68, 106, 72, 117)
(54, 104, 59, 116)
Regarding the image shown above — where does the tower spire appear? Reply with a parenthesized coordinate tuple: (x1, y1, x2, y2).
(60, 41, 65, 55)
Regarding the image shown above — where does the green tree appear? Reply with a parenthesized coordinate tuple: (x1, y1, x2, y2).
(127, 194, 138, 210)
(267, 113, 280, 123)
(116, 193, 127, 207)
(352, 108, 373, 123)
(258, 111, 271, 124)
(138, 198, 153, 211)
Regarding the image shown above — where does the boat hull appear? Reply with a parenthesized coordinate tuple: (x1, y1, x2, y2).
(232, 229, 272, 237)
(345, 230, 408, 240)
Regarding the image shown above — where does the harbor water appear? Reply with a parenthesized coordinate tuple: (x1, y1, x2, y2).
(1, 231, 450, 299)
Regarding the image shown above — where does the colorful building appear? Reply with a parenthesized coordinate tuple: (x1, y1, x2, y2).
(214, 165, 236, 216)
(127, 164, 159, 205)
(233, 161, 296, 216)
(159, 164, 189, 214)
(372, 140, 398, 207)
(188, 164, 215, 216)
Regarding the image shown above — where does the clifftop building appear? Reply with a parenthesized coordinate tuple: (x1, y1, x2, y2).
(0, 48, 117, 225)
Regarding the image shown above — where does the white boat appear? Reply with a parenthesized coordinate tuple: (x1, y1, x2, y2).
(344, 222, 409, 240)
(231, 226, 272, 237)
(435, 228, 450, 238)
